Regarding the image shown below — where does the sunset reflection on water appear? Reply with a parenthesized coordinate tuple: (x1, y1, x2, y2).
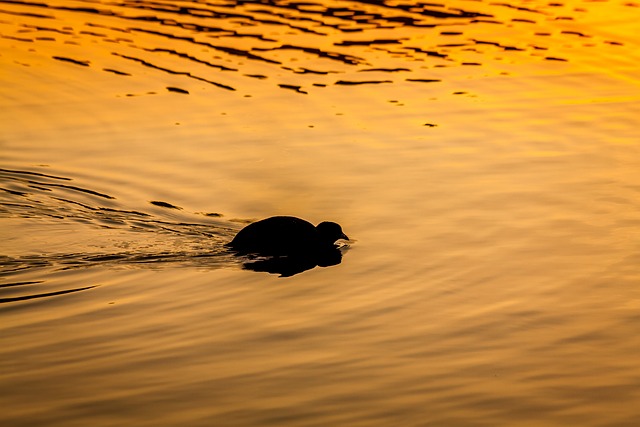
(1, 0, 640, 426)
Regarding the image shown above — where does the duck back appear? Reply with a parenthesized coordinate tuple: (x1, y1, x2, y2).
(226, 216, 320, 256)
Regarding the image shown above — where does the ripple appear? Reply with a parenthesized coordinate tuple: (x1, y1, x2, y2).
(1, 0, 615, 96)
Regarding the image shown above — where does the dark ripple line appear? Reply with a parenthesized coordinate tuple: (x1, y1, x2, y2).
(128, 27, 281, 65)
(254, 44, 365, 66)
(406, 78, 441, 83)
(32, 182, 115, 199)
(402, 46, 449, 59)
(0, 285, 98, 303)
(0, 167, 71, 181)
(52, 55, 90, 66)
(21, 23, 73, 34)
(142, 47, 238, 71)
(471, 18, 503, 25)
(279, 84, 307, 94)
(0, 0, 117, 17)
(0, 6, 52, 19)
(167, 86, 188, 94)
(50, 196, 150, 217)
(0, 280, 44, 289)
(473, 39, 528, 51)
(491, 2, 546, 14)
(1, 187, 28, 196)
(282, 67, 335, 75)
(335, 80, 393, 85)
(335, 39, 405, 47)
(112, 52, 236, 91)
(103, 68, 130, 76)
(360, 67, 411, 72)
(0, 34, 33, 42)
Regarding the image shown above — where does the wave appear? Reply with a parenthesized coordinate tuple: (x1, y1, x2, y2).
(0, 0, 610, 94)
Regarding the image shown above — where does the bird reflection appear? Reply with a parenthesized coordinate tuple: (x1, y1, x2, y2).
(240, 246, 345, 277)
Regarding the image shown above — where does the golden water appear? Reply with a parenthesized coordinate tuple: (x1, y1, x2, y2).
(1, 0, 640, 425)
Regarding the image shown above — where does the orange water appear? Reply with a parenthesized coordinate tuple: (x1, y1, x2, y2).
(2, 0, 640, 425)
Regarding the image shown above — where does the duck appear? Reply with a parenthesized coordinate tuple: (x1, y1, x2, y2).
(225, 216, 348, 257)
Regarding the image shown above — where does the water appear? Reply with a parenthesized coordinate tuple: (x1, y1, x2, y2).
(2, 0, 640, 425)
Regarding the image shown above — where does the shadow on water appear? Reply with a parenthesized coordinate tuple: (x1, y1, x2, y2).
(0, 168, 350, 303)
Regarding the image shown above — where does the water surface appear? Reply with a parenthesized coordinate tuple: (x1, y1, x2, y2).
(2, 0, 640, 425)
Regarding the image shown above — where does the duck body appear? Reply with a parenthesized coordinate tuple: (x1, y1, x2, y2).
(226, 216, 348, 257)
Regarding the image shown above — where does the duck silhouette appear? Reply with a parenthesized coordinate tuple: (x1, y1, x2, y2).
(225, 216, 349, 276)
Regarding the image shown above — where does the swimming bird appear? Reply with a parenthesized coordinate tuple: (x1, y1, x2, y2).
(225, 216, 348, 256)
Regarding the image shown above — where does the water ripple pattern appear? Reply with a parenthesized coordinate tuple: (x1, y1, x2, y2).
(1, 0, 630, 95)
(0, 167, 239, 302)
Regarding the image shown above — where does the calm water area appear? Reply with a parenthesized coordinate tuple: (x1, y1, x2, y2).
(1, 0, 640, 425)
